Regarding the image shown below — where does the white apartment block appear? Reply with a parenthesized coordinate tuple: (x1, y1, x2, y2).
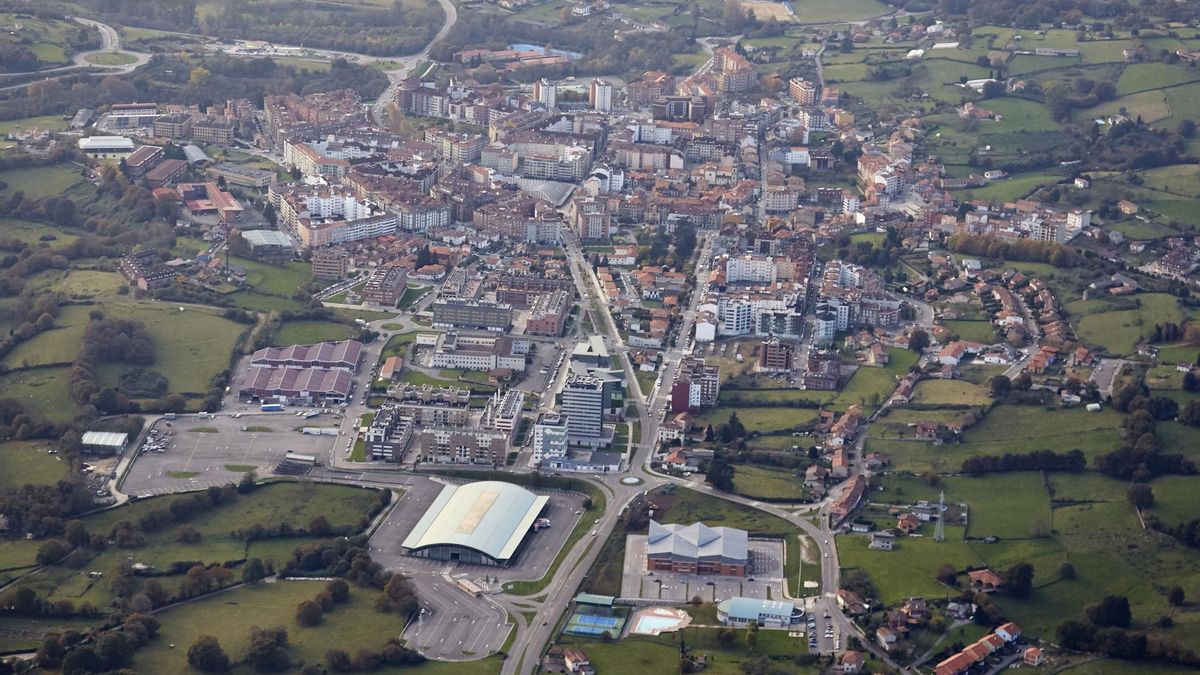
(726, 255, 777, 284)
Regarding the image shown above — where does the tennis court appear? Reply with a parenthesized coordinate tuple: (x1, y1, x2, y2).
(563, 612, 624, 637)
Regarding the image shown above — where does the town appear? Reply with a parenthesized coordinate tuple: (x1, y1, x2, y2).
(0, 0, 1199, 674)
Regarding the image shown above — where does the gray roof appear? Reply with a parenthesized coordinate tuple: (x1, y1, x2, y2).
(242, 229, 293, 248)
(402, 481, 548, 562)
(81, 431, 128, 447)
(646, 520, 748, 564)
(183, 144, 211, 164)
(717, 597, 797, 620)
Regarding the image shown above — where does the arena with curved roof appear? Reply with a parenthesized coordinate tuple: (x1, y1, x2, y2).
(402, 481, 549, 566)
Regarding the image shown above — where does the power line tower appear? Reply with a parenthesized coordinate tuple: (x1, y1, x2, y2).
(934, 490, 947, 543)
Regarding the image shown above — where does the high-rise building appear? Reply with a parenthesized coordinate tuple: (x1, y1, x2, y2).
(560, 373, 605, 443)
(670, 357, 721, 413)
(532, 413, 569, 463)
(533, 78, 557, 109)
(589, 78, 613, 113)
(788, 77, 818, 105)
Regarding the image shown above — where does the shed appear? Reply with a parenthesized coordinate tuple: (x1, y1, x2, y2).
(81, 431, 129, 455)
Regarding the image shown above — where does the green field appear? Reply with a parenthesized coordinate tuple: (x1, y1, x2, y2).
(868, 404, 1124, 474)
(131, 581, 424, 673)
(941, 320, 996, 344)
(908, 380, 992, 406)
(1, 304, 93, 369)
(0, 165, 85, 200)
(85, 51, 138, 66)
(1075, 293, 1198, 355)
(0, 366, 82, 422)
(272, 320, 356, 346)
(953, 171, 1065, 202)
(695, 406, 819, 434)
(0, 440, 70, 490)
(558, 626, 812, 675)
(731, 464, 807, 501)
(0, 116, 69, 136)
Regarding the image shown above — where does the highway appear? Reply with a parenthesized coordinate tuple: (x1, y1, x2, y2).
(369, 0, 458, 125)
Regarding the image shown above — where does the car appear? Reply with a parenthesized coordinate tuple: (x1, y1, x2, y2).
(824, 552, 829, 558)
(590, 530, 597, 536)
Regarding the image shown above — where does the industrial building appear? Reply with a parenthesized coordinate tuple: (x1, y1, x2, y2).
(402, 481, 549, 566)
(240, 230, 294, 264)
(645, 520, 748, 576)
(236, 366, 353, 405)
(250, 340, 362, 371)
(716, 598, 803, 628)
(81, 431, 129, 456)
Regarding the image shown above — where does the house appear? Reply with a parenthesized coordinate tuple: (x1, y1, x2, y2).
(897, 513, 921, 533)
(1118, 199, 1139, 215)
(1023, 646, 1044, 666)
(876, 626, 898, 651)
(995, 621, 1022, 643)
(967, 568, 1004, 592)
(869, 530, 895, 551)
(837, 589, 869, 615)
(663, 448, 693, 471)
(562, 648, 595, 674)
(804, 464, 829, 488)
(841, 651, 865, 673)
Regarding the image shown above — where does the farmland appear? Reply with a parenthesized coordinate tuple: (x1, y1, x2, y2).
(0, 440, 70, 489)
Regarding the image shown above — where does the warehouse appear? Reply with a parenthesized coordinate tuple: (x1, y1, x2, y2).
(402, 481, 549, 566)
(240, 229, 294, 264)
(237, 366, 353, 404)
(81, 431, 129, 456)
(250, 339, 362, 371)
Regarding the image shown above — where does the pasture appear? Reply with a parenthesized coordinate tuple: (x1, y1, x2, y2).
(0, 440, 70, 489)
(1075, 293, 1198, 355)
(731, 464, 808, 501)
(0, 165, 85, 200)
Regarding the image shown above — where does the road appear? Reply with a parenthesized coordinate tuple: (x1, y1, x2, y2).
(0, 18, 149, 92)
(370, 0, 458, 125)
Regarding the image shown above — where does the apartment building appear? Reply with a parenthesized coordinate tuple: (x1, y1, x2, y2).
(364, 406, 414, 462)
(788, 77, 817, 105)
(525, 289, 570, 337)
(432, 298, 513, 332)
(191, 118, 236, 145)
(417, 426, 508, 464)
(670, 357, 720, 413)
(310, 246, 350, 280)
(758, 338, 794, 373)
(153, 113, 192, 140)
(361, 266, 408, 306)
(385, 383, 472, 426)
(532, 413, 569, 463)
(726, 254, 777, 284)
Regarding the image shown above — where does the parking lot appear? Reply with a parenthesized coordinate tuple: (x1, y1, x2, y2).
(401, 575, 510, 661)
(367, 476, 583, 585)
(620, 536, 786, 603)
(120, 412, 343, 497)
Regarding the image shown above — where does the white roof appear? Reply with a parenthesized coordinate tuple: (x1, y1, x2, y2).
(81, 431, 128, 447)
(78, 136, 135, 150)
(402, 481, 548, 562)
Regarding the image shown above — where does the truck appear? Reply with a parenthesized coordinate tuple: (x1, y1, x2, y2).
(260, 403, 285, 412)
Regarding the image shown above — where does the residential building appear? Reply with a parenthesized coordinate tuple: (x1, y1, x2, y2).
(362, 266, 409, 306)
(432, 298, 513, 332)
(525, 289, 570, 337)
(758, 338, 794, 372)
(310, 246, 350, 281)
(589, 78, 613, 112)
(364, 405, 414, 462)
(532, 413, 569, 463)
(670, 357, 720, 413)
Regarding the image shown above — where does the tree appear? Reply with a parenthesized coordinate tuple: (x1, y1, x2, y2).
(705, 453, 735, 492)
(243, 557, 267, 585)
(296, 599, 323, 626)
(95, 632, 133, 669)
(326, 649, 353, 672)
(1087, 595, 1132, 627)
(1168, 586, 1185, 608)
(989, 375, 1012, 398)
(1180, 400, 1200, 427)
(936, 564, 959, 586)
(745, 621, 759, 651)
(245, 626, 291, 672)
(1127, 484, 1155, 509)
(1002, 562, 1035, 597)
(1059, 562, 1076, 580)
(327, 579, 350, 603)
(176, 524, 201, 544)
(1183, 371, 1199, 392)
(187, 636, 231, 673)
(909, 329, 930, 353)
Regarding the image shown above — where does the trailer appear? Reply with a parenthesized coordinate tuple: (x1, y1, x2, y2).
(260, 403, 285, 412)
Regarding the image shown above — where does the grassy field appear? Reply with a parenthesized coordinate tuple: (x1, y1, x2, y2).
(1076, 293, 1198, 355)
(942, 319, 996, 344)
(868, 404, 1124, 474)
(0, 164, 85, 200)
(272, 320, 356, 346)
(0, 217, 79, 246)
(731, 464, 807, 501)
(558, 626, 812, 674)
(131, 581, 433, 673)
(1, 304, 93, 369)
(695, 406, 819, 434)
(0, 440, 70, 489)
(952, 171, 1065, 202)
(57, 270, 125, 297)
(908, 380, 991, 406)
(0, 366, 82, 422)
(0, 115, 69, 136)
(85, 51, 138, 66)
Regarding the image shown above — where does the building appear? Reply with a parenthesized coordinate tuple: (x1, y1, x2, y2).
(560, 373, 605, 443)
(364, 405, 414, 462)
(646, 520, 748, 576)
(237, 366, 353, 404)
(430, 332, 527, 372)
(589, 78, 613, 112)
(525, 289, 570, 337)
(726, 254, 777, 284)
(533, 78, 557, 108)
(208, 162, 274, 188)
(78, 136, 135, 158)
(81, 431, 129, 456)
(362, 266, 408, 306)
(670, 357, 720, 413)
(480, 389, 525, 434)
(432, 298, 513, 332)
(716, 598, 803, 628)
(107, 102, 158, 129)
(240, 229, 293, 263)
(401, 481, 549, 566)
(386, 383, 472, 426)
(758, 338, 794, 373)
(418, 426, 510, 464)
(153, 113, 193, 140)
(145, 159, 188, 188)
(532, 413, 570, 464)
(124, 145, 164, 178)
(190, 118, 236, 145)
(788, 77, 817, 105)
(570, 336, 610, 368)
(311, 246, 350, 281)
(250, 340, 362, 371)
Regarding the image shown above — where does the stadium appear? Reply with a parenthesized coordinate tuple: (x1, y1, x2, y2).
(402, 481, 549, 566)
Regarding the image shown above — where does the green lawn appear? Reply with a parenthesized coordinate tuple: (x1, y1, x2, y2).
(0, 164, 85, 200)
(790, 0, 889, 23)
(558, 626, 812, 674)
(272, 320, 356, 346)
(0, 116, 69, 136)
(909, 380, 992, 406)
(941, 319, 996, 344)
(0, 440, 69, 490)
(1076, 293, 1198, 355)
(0, 366, 83, 422)
(131, 581, 426, 673)
(652, 485, 795, 536)
(0, 217, 80, 246)
(731, 464, 807, 501)
(1, 304, 93, 369)
(953, 171, 1065, 202)
(839, 526, 979, 605)
(695, 406, 819, 434)
(85, 51, 138, 66)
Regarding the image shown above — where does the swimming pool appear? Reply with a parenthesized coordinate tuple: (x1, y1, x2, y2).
(630, 608, 691, 635)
